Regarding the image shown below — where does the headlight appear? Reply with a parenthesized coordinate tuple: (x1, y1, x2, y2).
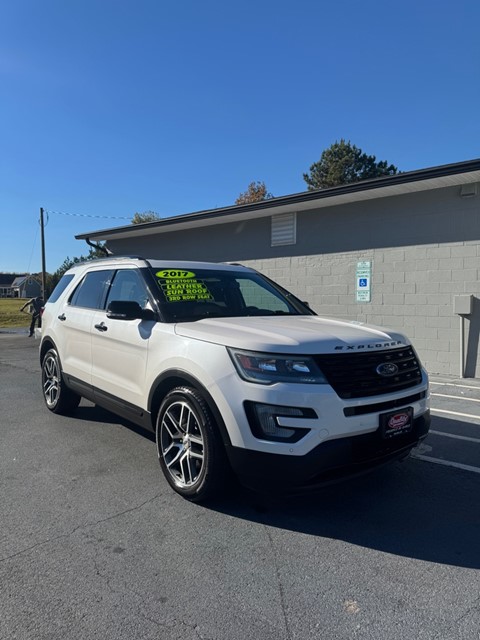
(227, 348, 328, 385)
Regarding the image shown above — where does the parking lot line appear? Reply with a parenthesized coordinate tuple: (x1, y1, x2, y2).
(431, 408, 480, 421)
(432, 393, 480, 404)
(421, 380, 480, 473)
(429, 380, 480, 390)
(411, 454, 480, 474)
(429, 430, 480, 444)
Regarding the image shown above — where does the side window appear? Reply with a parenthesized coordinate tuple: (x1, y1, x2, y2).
(47, 274, 75, 303)
(69, 270, 114, 310)
(238, 278, 290, 314)
(105, 269, 150, 309)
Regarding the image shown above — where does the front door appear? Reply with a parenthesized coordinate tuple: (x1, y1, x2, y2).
(90, 268, 155, 412)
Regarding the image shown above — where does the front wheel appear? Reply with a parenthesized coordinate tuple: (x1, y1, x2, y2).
(42, 348, 81, 414)
(156, 387, 229, 502)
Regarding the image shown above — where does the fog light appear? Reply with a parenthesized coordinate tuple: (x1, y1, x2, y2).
(245, 402, 316, 442)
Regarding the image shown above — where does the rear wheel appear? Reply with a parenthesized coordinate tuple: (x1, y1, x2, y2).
(156, 386, 229, 502)
(42, 348, 81, 414)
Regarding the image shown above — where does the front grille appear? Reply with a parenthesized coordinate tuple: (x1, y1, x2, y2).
(315, 347, 423, 399)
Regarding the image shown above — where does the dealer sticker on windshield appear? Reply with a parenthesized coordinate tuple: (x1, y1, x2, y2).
(380, 407, 413, 439)
(155, 270, 213, 303)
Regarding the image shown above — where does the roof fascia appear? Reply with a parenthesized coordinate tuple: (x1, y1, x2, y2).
(76, 158, 480, 241)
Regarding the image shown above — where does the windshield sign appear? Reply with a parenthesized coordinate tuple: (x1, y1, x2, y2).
(151, 268, 310, 322)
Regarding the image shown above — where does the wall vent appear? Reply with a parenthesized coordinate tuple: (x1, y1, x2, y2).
(271, 212, 296, 246)
(460, 183, 478, 198)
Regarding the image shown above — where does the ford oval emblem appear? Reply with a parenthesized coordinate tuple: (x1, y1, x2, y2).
(376, 363, 399, 377)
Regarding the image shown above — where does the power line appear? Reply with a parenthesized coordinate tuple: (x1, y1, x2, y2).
(46, 209, 132, 220)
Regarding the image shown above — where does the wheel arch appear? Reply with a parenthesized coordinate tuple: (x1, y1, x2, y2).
(40, 337, 81, 414)
(39, 336, 59, 366)
(148, 370, 232, 448)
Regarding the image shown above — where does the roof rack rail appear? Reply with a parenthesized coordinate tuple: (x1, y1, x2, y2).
(73, 255, 149, 267)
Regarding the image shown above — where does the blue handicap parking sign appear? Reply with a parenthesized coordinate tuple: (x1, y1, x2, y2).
(359, 278, 368, 287)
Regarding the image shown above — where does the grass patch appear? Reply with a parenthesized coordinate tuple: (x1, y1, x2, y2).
(0, 298, 32, 328)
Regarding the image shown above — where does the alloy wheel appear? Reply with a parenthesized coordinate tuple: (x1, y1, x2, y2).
(160, 400, 205, 488)
(43, 353, 60, 409)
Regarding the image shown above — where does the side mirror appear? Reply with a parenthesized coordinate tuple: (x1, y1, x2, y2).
(106, 300, 155, 321)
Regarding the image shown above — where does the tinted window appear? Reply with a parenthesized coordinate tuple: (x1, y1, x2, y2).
(106, 269, 150, 309)
(70, 270, 114, 310)
(150, 267, 312, 322)
(47, 274, 75, 303)
(238, 279, 290, 314)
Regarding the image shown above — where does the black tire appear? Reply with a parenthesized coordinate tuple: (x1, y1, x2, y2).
(41, 348, 81, 415)
(156, 386, 229, 502)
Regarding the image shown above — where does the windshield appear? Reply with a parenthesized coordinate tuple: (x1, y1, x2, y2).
(150, 267, 313, 322)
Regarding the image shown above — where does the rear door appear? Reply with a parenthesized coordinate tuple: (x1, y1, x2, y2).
(58, 269, 114, 392)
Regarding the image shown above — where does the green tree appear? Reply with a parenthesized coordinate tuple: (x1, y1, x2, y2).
(303, 140, 399, 190)
(131, 211, 161, 224)
(49, 244, 107, 293)
(235, 181, 273, 205)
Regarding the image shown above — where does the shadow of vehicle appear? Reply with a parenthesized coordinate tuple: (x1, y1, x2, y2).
(207, 459, 480, 571)
(73, 403, 156, 443)
(72, 403, 479, 570)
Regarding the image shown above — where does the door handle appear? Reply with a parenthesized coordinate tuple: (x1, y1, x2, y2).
(58, 313, 66, 321)
(94, 322, 108, 332)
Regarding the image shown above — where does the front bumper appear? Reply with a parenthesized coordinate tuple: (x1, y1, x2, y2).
(227, 410, 431, 492)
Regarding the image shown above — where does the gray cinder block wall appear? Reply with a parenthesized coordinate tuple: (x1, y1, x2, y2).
(242, 240, 480, 378)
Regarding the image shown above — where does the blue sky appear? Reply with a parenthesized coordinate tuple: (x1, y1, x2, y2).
(1, 0, 479, 274)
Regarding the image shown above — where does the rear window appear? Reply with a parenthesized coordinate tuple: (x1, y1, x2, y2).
(69, 270, 114, 310)
(150, 267, 312, 322)
(46, 274, 75, 303)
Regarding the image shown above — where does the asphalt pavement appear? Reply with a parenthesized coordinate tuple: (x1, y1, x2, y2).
(0, 332, 479, 640)
(414, 376, 480, 474)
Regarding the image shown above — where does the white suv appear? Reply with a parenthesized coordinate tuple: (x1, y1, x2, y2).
(40, 257, 430, 501)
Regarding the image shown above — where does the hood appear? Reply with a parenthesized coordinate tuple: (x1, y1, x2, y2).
(174, 315, 409, 354)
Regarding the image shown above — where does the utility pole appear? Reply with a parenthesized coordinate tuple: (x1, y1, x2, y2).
(40, 207, 46, 299)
